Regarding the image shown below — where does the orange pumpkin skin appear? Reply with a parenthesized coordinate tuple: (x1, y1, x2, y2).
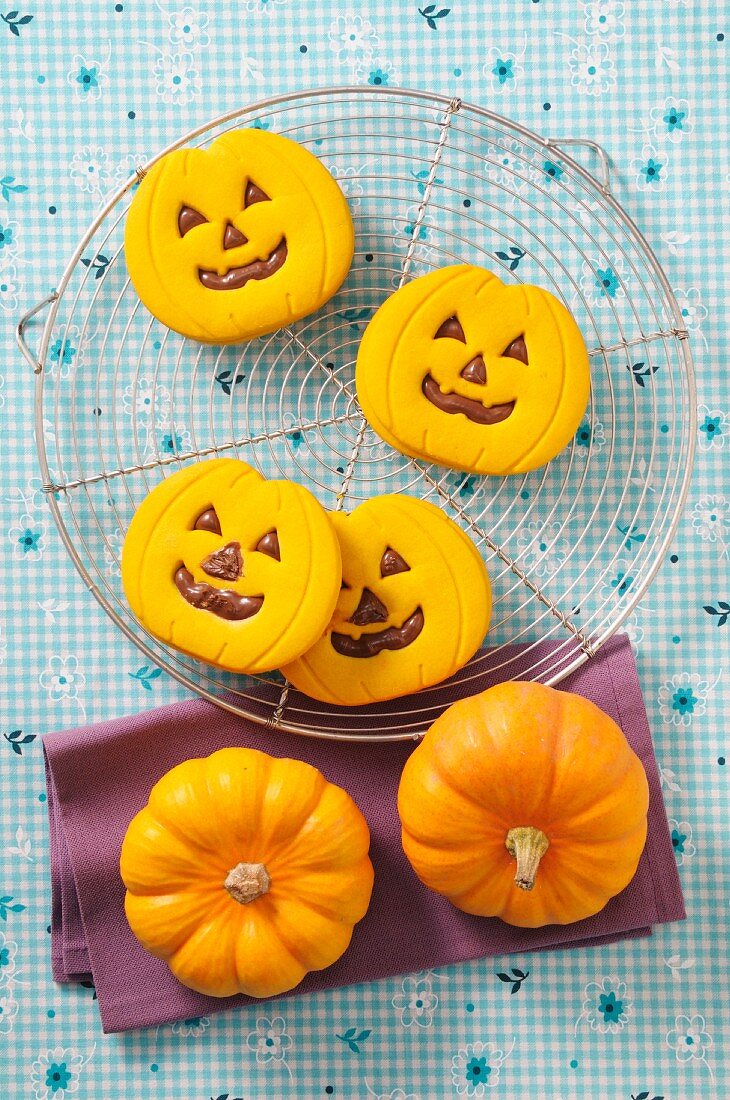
(397, 682, 649, 927)
(120, 748, 374, 998)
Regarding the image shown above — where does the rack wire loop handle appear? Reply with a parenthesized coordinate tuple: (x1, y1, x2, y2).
(545, 138, 612, 195)
(16, 293, 58, 375)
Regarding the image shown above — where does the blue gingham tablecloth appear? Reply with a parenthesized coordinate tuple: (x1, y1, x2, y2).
(1, 2, 727, 1098)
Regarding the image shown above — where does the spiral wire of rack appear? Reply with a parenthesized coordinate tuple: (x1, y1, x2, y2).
(17, 87, 696, 739)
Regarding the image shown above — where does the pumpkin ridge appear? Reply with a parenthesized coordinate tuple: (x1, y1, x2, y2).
(254, 767, 330, 860)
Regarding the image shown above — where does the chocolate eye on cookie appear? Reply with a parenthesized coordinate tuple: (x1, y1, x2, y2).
(356, 264, 590, 476)
(282, 494, 492, 707)
(124, 127, 354, 344)
(121, 458, 342, 675)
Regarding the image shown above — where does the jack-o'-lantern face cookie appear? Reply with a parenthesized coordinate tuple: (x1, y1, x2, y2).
(282, 495, 491, 706)
(121, 459, 341, 674)
(356, 265, 590, 475)
(124, 128, 354, 344)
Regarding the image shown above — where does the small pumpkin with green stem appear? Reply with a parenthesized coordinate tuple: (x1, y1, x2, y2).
(397, 682, 649, 927)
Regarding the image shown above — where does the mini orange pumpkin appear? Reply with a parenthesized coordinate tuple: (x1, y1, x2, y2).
(397, 682, 649, 927)
(120, 747, 374, 998)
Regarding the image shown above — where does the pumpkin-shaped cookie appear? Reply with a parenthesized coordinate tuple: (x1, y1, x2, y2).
(356, 265, 590, 475)
(398, 682, 649, 927)
(120, 747, 374, 998)
(282, 495, 491, 705)
(121, 458, 341, 674)
(124, 128, 354, 343)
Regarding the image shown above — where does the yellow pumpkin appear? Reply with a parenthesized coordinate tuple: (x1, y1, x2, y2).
(397, 682, 649, 927)
(125, 128, 354, 343)
(121, 458, 342, 674)
(120, 747, 374, 998)
(282, 494, 491, 705)
(356, 264, 590, 475)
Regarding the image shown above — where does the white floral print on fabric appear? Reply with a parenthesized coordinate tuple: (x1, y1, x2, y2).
(668, 818, 696, 865)
(451, 1039, 513, 1094)
(0, 989, 19, 1035)
(568, 41, 617, 95)
(328, 14, 378, 67)
(0, 268, 19, 313)
(575, 977, 632, 1034)
(691, 496, 729, 555)
(152, 51, 201, 105)
(483, 44, 524, 93)
(666, 1014, 714, 1079)
(583, 0, 625, 40)
(167, 7, 210, 49)
(69, 146, 112, 198)
(0, 931, 18, 986)
(515, 520, 569, 579)
(658, 672, 712, 727)
(8, 514, 47, 562)
(39, 656, 86, 704)
(631, 143, 668, 191)
(392, 976, 439, 1028)
(66, 48, 110, 101)
(649, 97, 693, 143)
(29, 1047, 90, 1100)
(246, 1016, 292, 1069)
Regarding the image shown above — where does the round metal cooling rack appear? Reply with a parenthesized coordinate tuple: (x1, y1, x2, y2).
(17, 87, 696, 741)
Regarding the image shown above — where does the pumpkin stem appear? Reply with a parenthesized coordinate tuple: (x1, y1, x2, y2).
(224, 861, 271, 904)
(505, 827, 549, 891)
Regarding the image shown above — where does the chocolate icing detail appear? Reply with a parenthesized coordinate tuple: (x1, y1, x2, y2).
(223, 222, 248, 250)
(347, 587, 389, 626)
(435, 315, 466, 342)
(244, 181, 271, 207)
(380, 547, 410, 577)
(174, 566, 263, 621)
(198, 239, 287, 291)
(331, 607, 425, 658)
(178, 205, 208, 237)
(460, 354, 487, 385)
(194, 508, 222, 535)
(201, 541, 243, 581)
(502, 334, 528, 364)
(255, 530, 281, 561)
(422, 374, 515, 426)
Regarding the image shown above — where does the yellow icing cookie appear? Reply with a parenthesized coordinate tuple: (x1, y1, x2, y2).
(124, 128, 354, 344)
(356, 265, 590, 475)
(121, 459, 341, 674)
(282, 495, 491, 706)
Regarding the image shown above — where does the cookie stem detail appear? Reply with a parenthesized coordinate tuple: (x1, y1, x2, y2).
(505, 827, 549, 891)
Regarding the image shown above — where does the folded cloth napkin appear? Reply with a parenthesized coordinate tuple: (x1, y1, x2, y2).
(43, 633, 685, 1034)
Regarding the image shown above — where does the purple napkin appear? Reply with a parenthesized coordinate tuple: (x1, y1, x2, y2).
(43, 633, 684, 1034)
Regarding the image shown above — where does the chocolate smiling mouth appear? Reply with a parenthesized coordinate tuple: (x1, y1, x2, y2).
(422, 374, 515, 426)
(174, 566, 264, 622)
(198, 238, 287, 291)
(331, 608, 424, 658)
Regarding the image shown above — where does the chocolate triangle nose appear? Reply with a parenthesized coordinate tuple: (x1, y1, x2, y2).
(460, 354, 487, 384)
(223, 222, 248, 250)
(348, 587, 389, 626)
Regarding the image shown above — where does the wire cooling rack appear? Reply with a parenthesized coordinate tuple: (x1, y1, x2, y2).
(17, 87, 696, 740)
